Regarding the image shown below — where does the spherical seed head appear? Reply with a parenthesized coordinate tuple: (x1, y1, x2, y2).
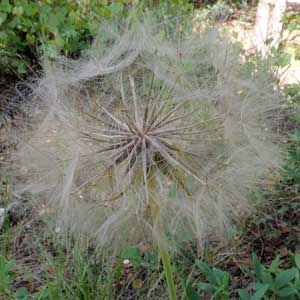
(11, 15, 284, 251)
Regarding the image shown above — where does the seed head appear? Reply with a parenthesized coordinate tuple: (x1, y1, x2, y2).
(11, 15, 284, 251)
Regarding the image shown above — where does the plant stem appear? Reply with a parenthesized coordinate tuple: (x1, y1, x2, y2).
(160, 247, 177, 300)
(148, 176, 177, 300)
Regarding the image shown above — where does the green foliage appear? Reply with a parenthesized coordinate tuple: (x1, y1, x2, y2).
(0, 255, 29, 300)
(196, 259, 230, 300)
(286, 84, 300, 104)
(0, 0, 126, 74)
(283, 126, 300, 190)
(268, 45, 292, 68)
(207, 1, 236, 22)
(0, 255, 15, 295)
(274, 52, 292, 67)
(283, 86, 300, 189)
(284, 13, 300, 33)
(283, 13, 300, 60)
(195, 0, 256, 9)
(138, 0, 193, 16)
(121, 246, 160, 270)
(193, 0, 236, 24)
(239, 253, 300, 300)
(0, 0, 194, 75)
(182, 253, 300, 300)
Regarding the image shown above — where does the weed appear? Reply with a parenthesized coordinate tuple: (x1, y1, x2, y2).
(0, 255, 30, 300)
(180, 253, 300, 300)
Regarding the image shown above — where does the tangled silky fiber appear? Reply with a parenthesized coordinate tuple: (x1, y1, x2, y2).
(11, 13, 284, 251)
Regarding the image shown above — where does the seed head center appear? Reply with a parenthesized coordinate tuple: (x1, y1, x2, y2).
(137, 126, 147, 140)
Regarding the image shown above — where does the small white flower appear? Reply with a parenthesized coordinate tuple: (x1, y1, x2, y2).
(54, 227, 61, 234)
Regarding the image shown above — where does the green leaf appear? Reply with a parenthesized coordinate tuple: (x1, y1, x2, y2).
(269, 256, 281, 273)
(252, 253, 263, 280)
(294, 253, 300, 269)
(250, 284, 269, 300)
(109, 3, 124, 16)
(121, 246, 140, 260)
(238, 289, 251, 300)
(212, 268, 229, 286)
(292, 130, 300, 143)
(196, 260, 212, 278)
(121, 246, 143, 267)
(12, 6, 24, 16)
(96, 6, 112, 17)
(274, 268, 298, 289)
(0, 0, 12, 13)
(263, 273, 274, 288)
(0, 13, 7, 26)
(185, 283, 201, 300)
(0, 256, 15, 292)
(242, 265, 255, 279)
(16, 287, 29, 300)
(277, 287, 298, 297)
(222, 271, 230, 286)
(197, 282, 216, 293)
(17, 62, 27, 74)
(143, 253, 160, 270)
(275, 52, 292, 67)
(25, 34, 35, 44)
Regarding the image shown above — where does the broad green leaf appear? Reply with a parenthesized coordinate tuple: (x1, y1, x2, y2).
(121, 246, 143, 267)
(253, 282, 266, 291)
(277, 287, 298, 297)
(252, 253, 263, 280)
(12, 6, 24, 16)
(212, 267, 229, 286)
(250, 284, 269, 300)
(238, 289, 251, 300)
(294, 253, 300, 269)
(121, 246, 141, 259)
(0, 256, 15, 292)
(275, 268, 298, 289)
(0, 13, 7, 26)
(0, 0, 12, 13)
(16, 287, 29, 300)
(196, 260, 212, 278)
(242, 265, 255, 279)
(269, 256, 281, 273)
(275, 52, 292, 67)
(292, 130, 300, 143)
(185, 283, 201, 300)
(197, 282, 216, 293)
(17, 62, 26, 74)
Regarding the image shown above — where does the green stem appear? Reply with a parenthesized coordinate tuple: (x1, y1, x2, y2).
(147, 177, 177, 300)
(160, 247, 177, 300)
